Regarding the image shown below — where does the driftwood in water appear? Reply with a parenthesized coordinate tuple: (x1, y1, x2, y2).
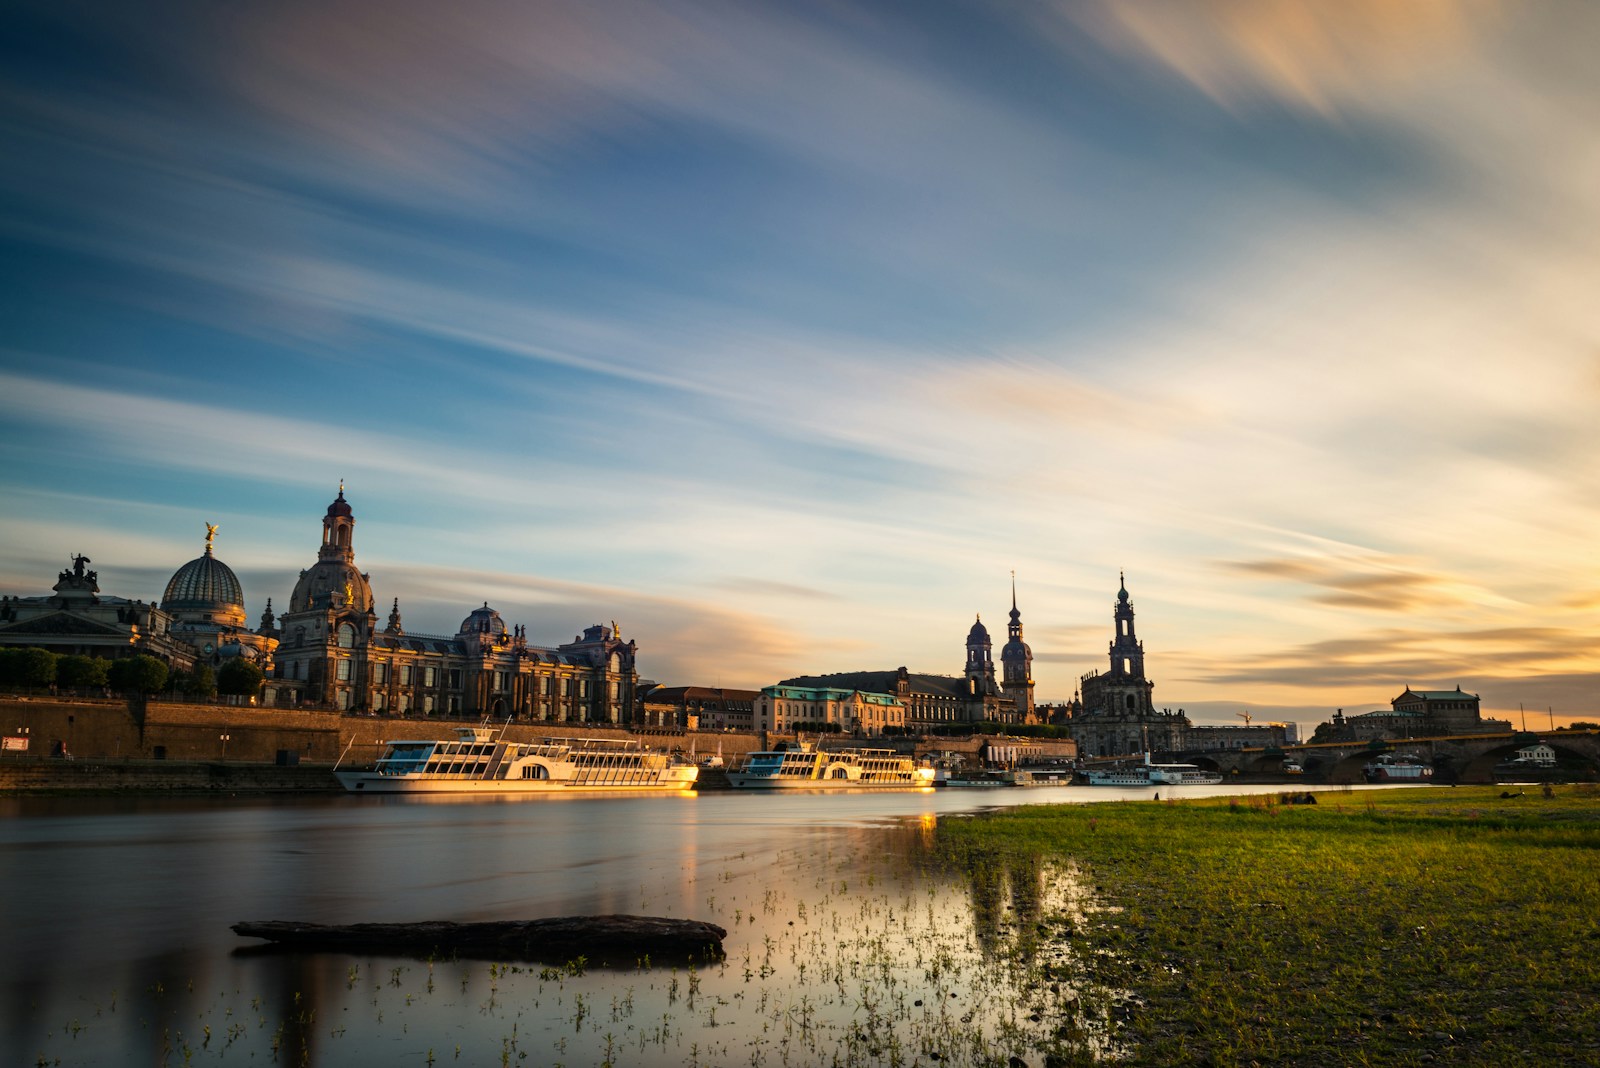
(232, 915, 727, 964)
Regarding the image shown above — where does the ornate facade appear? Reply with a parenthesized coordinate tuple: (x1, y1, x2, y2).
(0, 533, 278, 674)
(755, 684, 907, 735)
(1068, 575, 1190, 756)
(999, 577, 1035, 720)
(161, 526, 278, 670)
(0, 555, 197, 668)
(1321, 686, 1510, 742)
(777, 584, 1037, 731)
(263, 487, 639, 722)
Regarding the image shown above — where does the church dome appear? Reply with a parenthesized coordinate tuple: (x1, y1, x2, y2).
(967, 615, 989, 641)
(289, 559, 373, 614)
(459, 603, 507, 636)
(163, 548, 246, 625)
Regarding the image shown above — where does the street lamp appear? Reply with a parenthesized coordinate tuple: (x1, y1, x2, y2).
(219, 733, 231, 762)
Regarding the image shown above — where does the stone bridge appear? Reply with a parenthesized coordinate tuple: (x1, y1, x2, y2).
(1168, 729, 1600, 785)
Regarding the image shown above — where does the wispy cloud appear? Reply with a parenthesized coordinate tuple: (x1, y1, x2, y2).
(1223, 556, 1468, 612)
(1049, 0, 1501, 118)
(2, 1, 1598, 717)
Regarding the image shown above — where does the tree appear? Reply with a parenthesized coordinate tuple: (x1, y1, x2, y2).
(0, 647, 26, 688)
(16, 647, 59, 691)
(109, 655, 168, 695)
(182, 664, 216, 699)
(57, 654, 109, 693)
(217, 659, 265, 702)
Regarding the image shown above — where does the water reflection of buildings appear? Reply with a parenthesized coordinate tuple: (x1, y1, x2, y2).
(966, 850, 1047, 960)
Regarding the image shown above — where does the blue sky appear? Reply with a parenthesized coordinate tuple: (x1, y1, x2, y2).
(3, 0, 1598, 729)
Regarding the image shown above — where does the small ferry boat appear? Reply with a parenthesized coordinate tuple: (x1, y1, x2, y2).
(1083, 757, 1223, 787)
(933, 768, 1021, 788)
(335, 727, 700, 794)
(1362, 753, 1433, 783)
(727, 742, 936, 789)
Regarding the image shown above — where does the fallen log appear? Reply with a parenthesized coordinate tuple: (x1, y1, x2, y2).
(232, 915, 727, 965)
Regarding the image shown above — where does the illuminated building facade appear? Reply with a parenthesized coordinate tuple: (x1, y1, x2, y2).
(263, 487, 638, 721)
(1069, 575, 1190, 756)
(773, 584, 1037, 731)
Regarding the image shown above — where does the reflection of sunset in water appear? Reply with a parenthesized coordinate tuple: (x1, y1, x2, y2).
(8, 798, 1128, 1066)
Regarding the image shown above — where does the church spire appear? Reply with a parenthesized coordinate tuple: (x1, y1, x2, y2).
(1001, 573, 1033, 718)
(319, 483, 356, 563)
(1110, 573, 1143, 678)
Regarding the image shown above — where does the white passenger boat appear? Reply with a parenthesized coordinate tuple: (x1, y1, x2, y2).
(1083, 756, 1223, 787)
(1362, 753, 1433, 783)
(727, 742, 936, 789)
(335, 727, 700, 794)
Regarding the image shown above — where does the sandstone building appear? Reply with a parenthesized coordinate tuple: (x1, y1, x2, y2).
(772, 581, 1037, 732)
(0, 528, 277, 675)
(1066, 575, 1190, 756)
(262, 487, 638, 722)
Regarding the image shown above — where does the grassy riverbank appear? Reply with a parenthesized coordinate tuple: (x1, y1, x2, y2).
(933, 785, 1600, 1067)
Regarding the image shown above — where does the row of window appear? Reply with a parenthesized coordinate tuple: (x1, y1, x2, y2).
(282, 657, 609, 698)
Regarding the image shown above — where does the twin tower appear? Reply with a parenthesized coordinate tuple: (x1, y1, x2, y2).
(962, 579, 1034, 719)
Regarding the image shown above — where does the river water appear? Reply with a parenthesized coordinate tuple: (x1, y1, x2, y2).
(1, 782, 1337, 1066)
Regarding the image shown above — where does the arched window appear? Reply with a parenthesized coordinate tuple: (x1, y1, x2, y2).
(337, 623, 356, 649)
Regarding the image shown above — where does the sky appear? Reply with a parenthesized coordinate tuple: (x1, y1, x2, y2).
(2, 0, 1597, 731)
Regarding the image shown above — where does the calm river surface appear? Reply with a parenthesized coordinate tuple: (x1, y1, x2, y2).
(2, 782, 1349, 1066)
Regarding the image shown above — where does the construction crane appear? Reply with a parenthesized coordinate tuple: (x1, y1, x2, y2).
(1237, 711, 1253, 726)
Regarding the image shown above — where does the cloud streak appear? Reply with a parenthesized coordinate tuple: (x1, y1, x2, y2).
(1, 2, 1598, 721)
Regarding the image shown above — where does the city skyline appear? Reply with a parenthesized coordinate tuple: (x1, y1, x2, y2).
(2, 2, 1597, 727)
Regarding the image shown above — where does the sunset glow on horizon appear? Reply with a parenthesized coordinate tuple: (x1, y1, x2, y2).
(2, 1, 1597, 732)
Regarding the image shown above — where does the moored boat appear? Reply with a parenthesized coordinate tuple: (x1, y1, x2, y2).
(335, 727, 700, 794)
(933, 767, 1021, 787)
(1362, 753, 1433, 783)
(1083, 756, 1223, 786)
(727, 742, 935, 789)
(1492, 757, 1563, 783)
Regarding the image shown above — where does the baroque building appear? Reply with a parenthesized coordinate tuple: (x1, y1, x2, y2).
(1068, 575, 1190, 756)
(263, 486, 639, 722)
(774, 584, 1037, 732)
(161, 525, 278, 670)
(0, 531, 278, 674)
(754, 683, 907, 736)
(641, 686, 759, 731)
(999, 577, 1035, 720)
(1320, 686, 1510, 742)
(0, 554, 196, 668)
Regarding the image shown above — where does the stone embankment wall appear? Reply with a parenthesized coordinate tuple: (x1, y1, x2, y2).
(0, 759, 342, 793)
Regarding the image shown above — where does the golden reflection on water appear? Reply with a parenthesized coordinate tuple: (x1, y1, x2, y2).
(17, 815, 1121, 1067)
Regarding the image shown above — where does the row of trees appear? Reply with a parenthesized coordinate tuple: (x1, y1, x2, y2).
(0, 647, 264, 700)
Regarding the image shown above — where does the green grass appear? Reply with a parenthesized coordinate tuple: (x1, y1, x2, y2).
(931, 786, 1600, 1067)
